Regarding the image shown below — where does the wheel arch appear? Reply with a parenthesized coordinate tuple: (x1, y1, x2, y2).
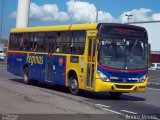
(22, 63, 30, 77)
(22, 64, 29, 71)
(67, 69, 78, 86)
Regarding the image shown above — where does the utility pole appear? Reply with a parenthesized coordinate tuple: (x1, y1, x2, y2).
(95, 0, 99, 23)
(96, 7, 98, 22)
(125, 14, 133, 23)
(0, 0, 4, 39)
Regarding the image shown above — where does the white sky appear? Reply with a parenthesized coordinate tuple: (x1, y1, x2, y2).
(132, 22, 160, 51)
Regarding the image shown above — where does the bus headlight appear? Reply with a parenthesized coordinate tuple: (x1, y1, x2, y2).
(97, 70, 110, 82)
(138, 74, 147, 83)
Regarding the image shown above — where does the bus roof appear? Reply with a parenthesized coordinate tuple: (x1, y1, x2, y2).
(10, 23, 146, 33)
(10, 22, 98, 33)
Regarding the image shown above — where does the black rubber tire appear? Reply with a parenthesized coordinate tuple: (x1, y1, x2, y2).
(23, 67, 31, 85)
(109, 92, 122, 99)
(69, 76, 79, 95)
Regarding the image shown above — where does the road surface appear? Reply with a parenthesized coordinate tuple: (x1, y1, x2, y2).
(0, 62, 160, 119)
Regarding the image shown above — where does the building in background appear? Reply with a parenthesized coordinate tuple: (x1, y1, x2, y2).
(0, 39, 8, 54)
(128, 21, 160, 64)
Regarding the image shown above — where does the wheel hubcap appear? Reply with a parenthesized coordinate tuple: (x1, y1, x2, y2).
(71, 79, 77, 90)
(24, 73, 28, 82)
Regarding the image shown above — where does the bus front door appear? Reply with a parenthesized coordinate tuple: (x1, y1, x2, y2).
(86, 38, 97, 89)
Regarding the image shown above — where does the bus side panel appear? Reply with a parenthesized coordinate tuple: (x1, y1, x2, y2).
(25, 53, 46, 81)
(53, 55, 66, 85)
(7, 52, 24, 77)
(34, 54, 46, 81)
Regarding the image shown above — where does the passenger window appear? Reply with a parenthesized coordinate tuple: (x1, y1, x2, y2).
(33, 33, 46, 52)
(55, 32, 62, 53)
(47, 32, 56, 53)
(9, 33, 23, 51)
(55, 32, 71, 53)
(71, 31, 86, 54)
(60, 32, 71, 53)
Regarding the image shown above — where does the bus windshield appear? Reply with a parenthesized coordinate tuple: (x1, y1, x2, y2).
(98, 26, 148, 70)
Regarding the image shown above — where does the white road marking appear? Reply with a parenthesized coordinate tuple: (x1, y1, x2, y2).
(120, 110, 137, 114)
(95, 104, 111, 108)
(148, 82, 160, 85)
(102, 107, 125, 116)
(149, 76, 160, 78)
(147, 87, 160, 91)
(95, 104, 124, 116)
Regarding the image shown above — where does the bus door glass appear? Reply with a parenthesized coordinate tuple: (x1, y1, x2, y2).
(46, 32, 56, 82)
(86, 37, 97, 88)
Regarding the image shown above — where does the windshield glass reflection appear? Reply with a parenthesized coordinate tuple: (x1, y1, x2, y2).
(99, 37, 148, 70)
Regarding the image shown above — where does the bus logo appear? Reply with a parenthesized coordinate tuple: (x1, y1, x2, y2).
(58, 57, 64, 66)
(27, 54, 43, 65)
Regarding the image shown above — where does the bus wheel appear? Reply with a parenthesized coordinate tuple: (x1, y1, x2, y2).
(109, 92, 122, 99)
(69, 76, 79, 95)
(23, 67, 31, 85)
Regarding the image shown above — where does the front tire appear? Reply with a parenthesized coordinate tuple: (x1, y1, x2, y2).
(23, 67, 31, 85)
(69, 76, 79, 95)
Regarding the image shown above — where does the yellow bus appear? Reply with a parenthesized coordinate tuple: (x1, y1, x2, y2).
(7, 23, 148, 98)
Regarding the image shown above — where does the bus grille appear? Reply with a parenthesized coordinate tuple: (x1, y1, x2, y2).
(115, 85, 134, 89)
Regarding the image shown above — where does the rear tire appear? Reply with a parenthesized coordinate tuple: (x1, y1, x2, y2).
(109, 92, 122, 99)
(23, 67, 31, 85)
(69, 76, 79, 95)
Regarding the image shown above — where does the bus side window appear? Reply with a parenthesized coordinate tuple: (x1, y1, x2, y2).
(61, 32, 71, 54)
(9, 33, 15, 50)
(19, 36, 24, 50)
(35, 32, 46, 52)
(9, 33, 23, 51)
(20, 33, 32, 51)
(62, 32, 71, 54)
(71, 31, 86, 55)
(55, 32, 71, 53)
(47, 32, 56, 53)
(55, 32, 62, 53)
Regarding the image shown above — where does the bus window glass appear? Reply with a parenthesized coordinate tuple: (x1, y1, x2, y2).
(99, 26, 148, 70)
(99, 38, 125, 69)
(33, 33, 46, 52)
(21, 33, 31, 51)
(72, 31, 86, 54)
(47, 32, 56, 53)
(9, 33, 23, 51)
(60, 32, 71, 53)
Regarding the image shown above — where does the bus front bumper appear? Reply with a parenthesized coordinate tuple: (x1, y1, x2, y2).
(95, 78, 148, 93)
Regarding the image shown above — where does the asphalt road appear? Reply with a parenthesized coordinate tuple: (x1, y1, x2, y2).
(0, 63, 126, 120)
(0, 61, 160, 119)
(148, 70, 160, 89)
